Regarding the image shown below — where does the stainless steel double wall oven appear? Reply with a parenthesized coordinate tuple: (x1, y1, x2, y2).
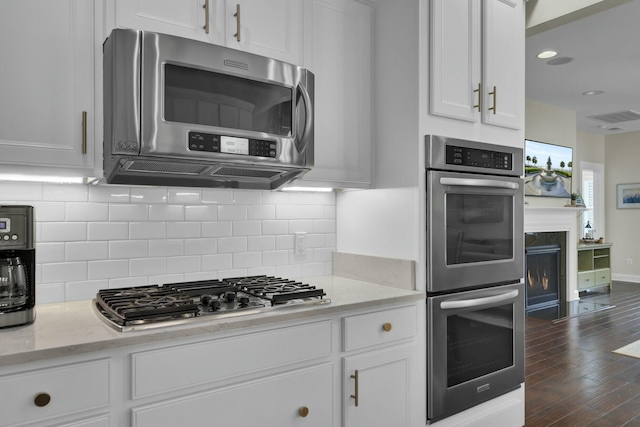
(425, 135, 525, 423)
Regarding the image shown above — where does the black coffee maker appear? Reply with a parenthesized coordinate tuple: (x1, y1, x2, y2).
(0, 205, 35, 328)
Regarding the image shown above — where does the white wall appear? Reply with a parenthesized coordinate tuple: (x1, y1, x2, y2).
(604, 131, 640, 282)
(0, 182, 336, 303)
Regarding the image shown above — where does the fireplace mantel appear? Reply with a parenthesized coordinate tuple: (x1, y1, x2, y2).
(524, 206, 583, 301)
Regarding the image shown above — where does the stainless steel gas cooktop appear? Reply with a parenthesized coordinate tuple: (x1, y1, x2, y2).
(93, 275, 330, 332)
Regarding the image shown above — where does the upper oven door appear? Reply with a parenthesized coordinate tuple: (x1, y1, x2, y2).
(140, 31, 313, 167)
(427, 170, 524, 292)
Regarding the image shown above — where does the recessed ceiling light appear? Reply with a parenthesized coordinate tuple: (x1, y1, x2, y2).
(546, 57, 574, 66)
(537, 50, 557, 59)
(582, 90, 604, 96)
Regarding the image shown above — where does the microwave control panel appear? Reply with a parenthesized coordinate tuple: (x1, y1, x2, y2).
(446, 145, 512, 171)
(188, 132, 277, 158)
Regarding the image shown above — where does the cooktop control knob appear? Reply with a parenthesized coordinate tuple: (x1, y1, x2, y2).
(238, 295, 250, 307)
(209, 299, 221, 311)
(224, 291, 236, 303)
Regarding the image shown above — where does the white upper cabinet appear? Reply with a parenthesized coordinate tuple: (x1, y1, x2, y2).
(0, 0, 97, 172)
(430, 0, 524, 130)
(114, 0, 302, 65)
(300, 0, 373, 188)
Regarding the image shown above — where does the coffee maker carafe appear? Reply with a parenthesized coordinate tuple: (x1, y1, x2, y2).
(0, 206, 35, 328)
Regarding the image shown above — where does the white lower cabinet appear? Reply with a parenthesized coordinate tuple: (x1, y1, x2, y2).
(132, 364, 333, 427)
(0, 358, 110, 427)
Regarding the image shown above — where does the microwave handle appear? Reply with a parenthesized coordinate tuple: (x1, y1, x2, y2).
(440, 289, 519, 310)
(440, 177, 519, 190)
(295, 83, 313, 154)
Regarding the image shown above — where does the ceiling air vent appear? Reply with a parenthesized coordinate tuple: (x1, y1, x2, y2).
(587, 110, 640, 124)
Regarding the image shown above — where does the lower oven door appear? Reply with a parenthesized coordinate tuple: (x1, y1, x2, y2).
(427, 282, 524, 422)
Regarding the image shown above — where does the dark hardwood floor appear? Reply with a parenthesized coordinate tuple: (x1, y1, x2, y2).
(525, 282, 640, 426)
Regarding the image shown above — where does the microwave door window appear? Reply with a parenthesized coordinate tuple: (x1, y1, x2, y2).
(163, 64, 293, 136)
(445, 193, 514, 266)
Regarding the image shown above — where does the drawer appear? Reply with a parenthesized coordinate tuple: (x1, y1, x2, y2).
(343, 305, 417, 352)
(132, 320, 332, 398)
(578, 271, 596, 290)
(0, 359, 110, 427)
(132, 364, 333, 427)
(595, 268, 611, 286)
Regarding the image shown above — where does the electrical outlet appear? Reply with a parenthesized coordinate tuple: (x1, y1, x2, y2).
(627, 258, 633, 266)
(294, 232, 306, 255)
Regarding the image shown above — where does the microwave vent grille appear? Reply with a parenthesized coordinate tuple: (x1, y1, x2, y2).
(123, 160, 208, 175)
(211, 167, 282, 179)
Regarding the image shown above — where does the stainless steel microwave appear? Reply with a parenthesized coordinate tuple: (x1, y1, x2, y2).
(103, 28, 314, 189)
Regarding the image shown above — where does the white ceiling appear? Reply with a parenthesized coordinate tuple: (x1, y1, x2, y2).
(526, 0, 640, 135)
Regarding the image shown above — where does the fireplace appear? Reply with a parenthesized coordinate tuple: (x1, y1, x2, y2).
(525, 245, 561, 311)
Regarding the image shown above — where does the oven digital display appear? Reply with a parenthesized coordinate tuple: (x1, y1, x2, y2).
(220, 136, 249, 155)
(0, 218, 9, 233)
(446, 146, 512, 170)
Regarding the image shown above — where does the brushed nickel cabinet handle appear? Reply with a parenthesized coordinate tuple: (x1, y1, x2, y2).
(473, 83, 481, 111)
(234, 4, 241, 42)
(203, 0, 210, 34)
(350, 370, 359, 407)
(81, 111, 87, 155)
(382, 322, 392, 332)
(488, 85, 497, 114)
(34, 393, 51, 407)
(299, 406, 309, 417)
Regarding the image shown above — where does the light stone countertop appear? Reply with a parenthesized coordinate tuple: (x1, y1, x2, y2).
(0, 275, 425, 367)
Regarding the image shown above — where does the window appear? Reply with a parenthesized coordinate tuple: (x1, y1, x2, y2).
(580, 162, 604, 239)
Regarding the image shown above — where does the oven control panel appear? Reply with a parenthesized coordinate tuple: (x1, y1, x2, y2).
(446, 145, 512, 170)
(188, 132, 277, 158)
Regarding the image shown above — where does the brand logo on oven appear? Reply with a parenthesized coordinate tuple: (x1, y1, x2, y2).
(224, 59, 249, 70)
(477, 383, 490, 393)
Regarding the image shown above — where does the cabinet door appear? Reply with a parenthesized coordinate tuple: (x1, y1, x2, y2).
(224, 0, 301, 64)
(115, 0, 224, 44)
(430, 0, 481, 122)
(132, 364, 334, 427)
(343, 344, 415, 427)
(301, 0, 372, 188)
(482, 0, 524, 129)
(0, 0, 95, 169)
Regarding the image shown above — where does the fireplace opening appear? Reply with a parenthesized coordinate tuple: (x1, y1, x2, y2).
(525, 245, 561, 311)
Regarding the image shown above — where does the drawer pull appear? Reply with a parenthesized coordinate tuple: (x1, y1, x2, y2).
(299, 406, 309, 417)
(382, 322, 392, 332)
(350, 370, 359, 407)
(34, 393, 51, 407)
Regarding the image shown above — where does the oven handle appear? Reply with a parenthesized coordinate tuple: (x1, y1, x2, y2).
(440, 289, 519, 310)
(440, 177, 519, 190)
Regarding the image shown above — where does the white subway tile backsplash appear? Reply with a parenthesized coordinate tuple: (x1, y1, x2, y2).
(130, 186, 168, 204)
(130, 222, 167, 239)
(149, 204, 184, 221)
(89, 186, 130, 203)
(43, 184, 88, 202)
(41, 222, 87, 242)
(168, 187, 201, 204)
(218, 204, 247, 221)
(166, 256, 201, 274)
(232, 220, 261, 236)
(65, 280, 108, 302)
(3, 182, 335, 303)
(41, 262, 87, 283)
(88, 222, 129, 241)
(167, 222, 201, 239)
(232, 252, 261, 268)
(110, 204, 148, 221)
(185, 205, 218, 221)
(88, 259, 129, 280)
(218, 237, 247, 254)
(184, 238, 216, 255)
(36, 242, 65, 263)
(66, 241, 109, 261)
(130, 257, 167, 276)
(109, 240, 148, 259)
(66, 202, 109, 222)
(201, 221, 232, 237)
(149, 239, 184, 257)
(201, 188, 234, 204)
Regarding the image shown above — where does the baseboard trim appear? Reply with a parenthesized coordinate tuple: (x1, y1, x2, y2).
(612, 274, 640, 284)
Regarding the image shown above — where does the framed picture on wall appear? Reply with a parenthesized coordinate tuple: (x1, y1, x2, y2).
(617, 183, 640, 209)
